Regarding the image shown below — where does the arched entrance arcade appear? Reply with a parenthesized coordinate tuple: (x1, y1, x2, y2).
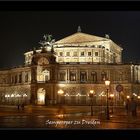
(37, 88, 46, 105)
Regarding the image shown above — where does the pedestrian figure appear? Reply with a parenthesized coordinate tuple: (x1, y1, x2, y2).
(125, 99, 130, 115)
(130, 97, 137, 117)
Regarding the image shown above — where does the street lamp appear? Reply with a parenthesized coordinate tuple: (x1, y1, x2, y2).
(127, 95, 130, 99)
(138, 96, 140, 99)
(58, 89, 64, 104)
(89, 90, 95, 116)
(138, 96, 140, 106)
(105, 79, 110, 120)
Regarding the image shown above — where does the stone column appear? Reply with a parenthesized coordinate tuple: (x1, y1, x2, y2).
(30, 85, 37, 105)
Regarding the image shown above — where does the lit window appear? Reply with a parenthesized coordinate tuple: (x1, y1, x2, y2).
(70, 72, 76, 81)
(101, 72, 107, 81)
(95, 52, 98, 56)
(59, 72, 66, 81)
(15, 75, 17, 83)
(73, 52, 78, 57)
(25, 73, 28, 82)
(80, 72, 87, 82)
(88, 52, 92, 56)
(81, 52, 84, 56)
(19, 74, 22, 83)
(11, 76, 14, 83)
(91, 72, 97, 82)
(59, 52, 63, 56)
(66, 52, 70, 56)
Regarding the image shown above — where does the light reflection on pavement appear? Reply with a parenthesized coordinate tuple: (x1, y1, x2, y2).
(0, 106, 140, 129)
(0, 113, 140, 129)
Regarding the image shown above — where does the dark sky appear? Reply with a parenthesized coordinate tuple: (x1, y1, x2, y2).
(0, 11, 140, 68)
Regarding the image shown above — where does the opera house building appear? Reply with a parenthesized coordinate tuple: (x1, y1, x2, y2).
(0, 27, 140, 106)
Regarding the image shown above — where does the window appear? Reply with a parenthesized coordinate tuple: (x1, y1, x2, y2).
(15, 75, 17, 83)
(119, 72, 123, 81)
(88, 52, 92, 56)
(103, 50, 105, 57)
(73, 52, 78, 57)
(91, 72, 97, 82)
(70, 72, 76, 81)
(91, 45, 95, 48)
(80, 72, 87, 82)
(59, 52, 63, 56)
(25, 73, 28, 82)
(11, 76, 14, 84)
(43, 70, 50, 82)
(66, 52, 70, 56)
(81, 52, 84, 56)
(95, 52, 98, 56)
(19, 74, 22, 83)
(59, 72, 66, 81)
(113, 53, 116, 63)
(101, 72, 107, 81)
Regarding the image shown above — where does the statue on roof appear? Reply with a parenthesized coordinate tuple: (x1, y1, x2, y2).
(43, 34, 52, 42)
(77, 26, 82, 32)
(39, 34, 55, 47)
(105, 34, 110, 39)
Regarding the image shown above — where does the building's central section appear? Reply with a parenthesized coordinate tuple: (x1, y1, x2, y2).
(24, 30, 123, 65)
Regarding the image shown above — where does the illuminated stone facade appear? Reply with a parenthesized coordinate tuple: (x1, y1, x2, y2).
(0, 29, 140, 106)
(25, 31, 123, 65)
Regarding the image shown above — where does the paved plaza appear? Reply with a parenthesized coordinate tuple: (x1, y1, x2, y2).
(0, 105, 140, 129)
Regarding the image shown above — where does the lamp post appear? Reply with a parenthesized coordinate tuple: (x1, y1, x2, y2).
(58, 89, 64, 104)
(16, 94, 21, 105)
(138, 95, 140, 106)
(57, 89, 65, 119)
(89, 90, 94, 116)
(110, 94, 114, 114)
(105, 79, 110, 120)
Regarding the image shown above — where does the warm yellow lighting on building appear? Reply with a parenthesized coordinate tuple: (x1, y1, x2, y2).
(16, 94, 21, 97)
(138, 96, 140, 99)
(64, 93, 69, 96)
(23, 94, 27, 97)
(5, 95, 8, 98)
(105, 80, 110, 86)
(110, 94, 114, 97)
(76, 93, 81, 96)
(133, 93, 137, 96)
(11, 94, 14, 97)
(58, 89, 64, 95)
(58, 84, 66, 88)
(90, 90, 94, 94)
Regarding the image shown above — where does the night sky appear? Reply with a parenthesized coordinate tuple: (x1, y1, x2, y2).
(0, 11, 140, 68)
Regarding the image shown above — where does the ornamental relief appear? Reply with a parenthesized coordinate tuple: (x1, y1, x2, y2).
(0, 75, 8, 84)
(0, 85, 30, 96)
(61, 86, 88, 95)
